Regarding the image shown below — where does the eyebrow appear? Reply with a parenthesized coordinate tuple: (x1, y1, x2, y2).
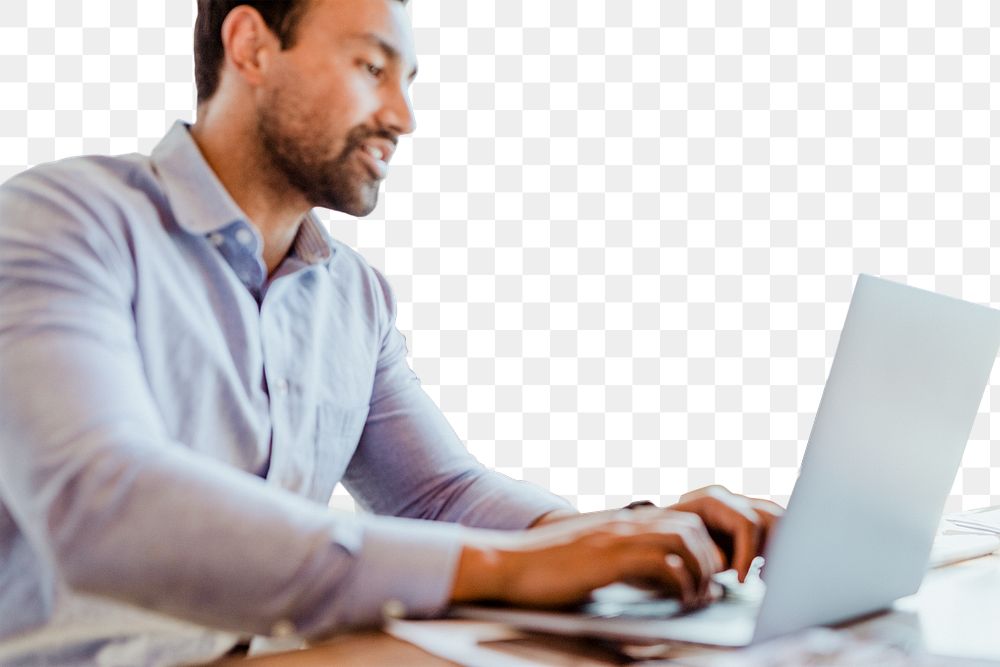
(346, 32, 419, 81)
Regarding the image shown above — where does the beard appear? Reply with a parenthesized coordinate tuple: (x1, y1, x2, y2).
(256, 90, 382, 217)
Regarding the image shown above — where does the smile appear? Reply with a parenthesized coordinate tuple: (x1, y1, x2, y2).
(357, 144, 388, 180)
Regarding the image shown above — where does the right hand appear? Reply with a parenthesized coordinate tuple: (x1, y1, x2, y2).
(450, 509, 724, 610)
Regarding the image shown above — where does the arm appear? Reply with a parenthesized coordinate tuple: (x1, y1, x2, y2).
(341, 269, 575, 530)
(335, 273, 771, 609)
(0, 175, 465, 637)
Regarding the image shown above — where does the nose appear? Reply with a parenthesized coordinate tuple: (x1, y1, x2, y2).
(377, 82, 416, 137)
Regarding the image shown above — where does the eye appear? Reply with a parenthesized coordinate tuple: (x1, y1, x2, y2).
(364, 62, 384, 79)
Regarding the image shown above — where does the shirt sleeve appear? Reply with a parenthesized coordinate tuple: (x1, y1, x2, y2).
(341, 267, 576, 529)
(0, 172, 469, 640)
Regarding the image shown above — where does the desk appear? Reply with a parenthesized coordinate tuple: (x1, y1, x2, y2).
(893, 553, 1000, 659)
(213, 555, 1000, 666)
(213, 631, 453, 666)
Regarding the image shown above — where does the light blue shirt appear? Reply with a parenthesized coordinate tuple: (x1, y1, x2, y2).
(0, 121, 572, 665)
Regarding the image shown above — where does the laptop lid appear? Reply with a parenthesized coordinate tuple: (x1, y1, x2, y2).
(753, 274, 1000, 643)
(453, 275, 1000, 647)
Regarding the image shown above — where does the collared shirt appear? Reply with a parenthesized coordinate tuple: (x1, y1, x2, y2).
(0, 121, 572, 666)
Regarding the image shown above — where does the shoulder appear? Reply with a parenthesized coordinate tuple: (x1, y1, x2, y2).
(0, 153, 162, 241)
(0, 154, 160, 288)
(322, 233, 401, 333)
(325, 234, 394, 295)
(2, 152, 157, 208)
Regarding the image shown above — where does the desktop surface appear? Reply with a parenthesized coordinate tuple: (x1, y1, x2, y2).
(211, 553, 1000, 666)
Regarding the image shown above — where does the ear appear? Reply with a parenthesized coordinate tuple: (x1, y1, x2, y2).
(219, 6, 281, 90)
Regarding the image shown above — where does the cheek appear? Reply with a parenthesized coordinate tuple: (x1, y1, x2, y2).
(271, 58, 380, 143)
(303, 80, 371, 136)
(320, 67, 383, 119)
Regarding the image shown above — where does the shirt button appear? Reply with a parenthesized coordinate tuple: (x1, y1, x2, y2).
(274, 378, 290, 395)
(381, 599, 407, 619)
(208, 232, 225, 246)
(235, 228, 255, 246)
(270, 619, 296, 638)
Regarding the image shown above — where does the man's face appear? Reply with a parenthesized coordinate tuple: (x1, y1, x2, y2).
(256, 0, 417, 216)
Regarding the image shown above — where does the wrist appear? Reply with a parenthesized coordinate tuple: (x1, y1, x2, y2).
(450, 543, 506, 603)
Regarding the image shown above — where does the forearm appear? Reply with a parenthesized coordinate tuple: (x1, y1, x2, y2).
(9, 428, 464, 638)
(0, 326, 456, 637)
(346, 377, 574, 530)
(435, 469, 578, 529)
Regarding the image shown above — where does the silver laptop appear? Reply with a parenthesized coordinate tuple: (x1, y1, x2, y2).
(454, 274, 1000, 646)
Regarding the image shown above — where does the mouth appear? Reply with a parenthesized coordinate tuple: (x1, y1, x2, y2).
(355, 139, 394, 181)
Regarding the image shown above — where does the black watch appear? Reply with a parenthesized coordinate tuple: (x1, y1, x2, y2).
(624, 500, 657, 510)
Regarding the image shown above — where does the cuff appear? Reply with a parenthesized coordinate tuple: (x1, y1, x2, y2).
(329, 515, 467, 628)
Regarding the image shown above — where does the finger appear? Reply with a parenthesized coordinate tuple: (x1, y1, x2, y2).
(660, 517, 721, 595)
(700, 496, 762, 582)
(615, 546, 693, 605)
(618, 514, 721, 593)
(730, 514, 763, 582)
(678, 519, 725, 596)
(677, 484, 721, 504)
(750, 500, 782, 557)
(749, 498, 785, 530)
(663, 553, 696, 607)
(693, 519, 726, 575)
(678, 530, 712, 600)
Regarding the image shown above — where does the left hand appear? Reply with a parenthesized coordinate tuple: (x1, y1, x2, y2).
(669, 485, 783, 582)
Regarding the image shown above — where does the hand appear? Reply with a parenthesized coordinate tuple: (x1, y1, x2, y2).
(450, 510, 724, 610)
(669, 485, 784, 582)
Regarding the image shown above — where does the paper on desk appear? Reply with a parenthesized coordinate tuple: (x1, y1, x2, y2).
(946, 506, 1000, 535)
(688, 627, 992, 667)
(928, 511, 1000, 568)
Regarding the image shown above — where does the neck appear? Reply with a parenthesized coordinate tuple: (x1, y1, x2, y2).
(190, 104, 307, 275)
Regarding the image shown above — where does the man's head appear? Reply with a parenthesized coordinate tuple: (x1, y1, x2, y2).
(193, 0, 417, 217)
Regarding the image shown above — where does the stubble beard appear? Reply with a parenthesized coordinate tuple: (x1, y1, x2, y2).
(257, 95, 380, 217)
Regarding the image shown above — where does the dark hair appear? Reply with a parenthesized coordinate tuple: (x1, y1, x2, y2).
(193, 0, 408, 105)
(194, 0, 309, 104)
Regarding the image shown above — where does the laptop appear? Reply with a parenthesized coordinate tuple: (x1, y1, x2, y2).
(454, 274, 1000, 646)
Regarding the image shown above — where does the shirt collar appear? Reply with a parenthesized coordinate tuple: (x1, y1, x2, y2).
(292, 211, 333, 264)
(150, 120, 333, 266)
(151, 120, 247, 236)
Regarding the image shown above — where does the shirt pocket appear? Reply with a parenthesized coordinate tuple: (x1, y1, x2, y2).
(311, 403, 369, 504)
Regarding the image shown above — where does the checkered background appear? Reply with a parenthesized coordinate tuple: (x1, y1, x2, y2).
(1, 0, 997, 514)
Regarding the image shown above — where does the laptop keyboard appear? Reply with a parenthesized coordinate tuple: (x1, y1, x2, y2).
(579, 567, 766, 620)
(581, 597, 687, 619)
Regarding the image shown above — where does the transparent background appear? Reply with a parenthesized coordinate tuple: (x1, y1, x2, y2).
(1, 0, 997, 513)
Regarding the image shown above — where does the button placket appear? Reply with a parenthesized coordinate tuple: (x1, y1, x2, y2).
(235, 227, 255, 246)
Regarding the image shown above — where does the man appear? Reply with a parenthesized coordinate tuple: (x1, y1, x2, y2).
(0, 0, 781, 664)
